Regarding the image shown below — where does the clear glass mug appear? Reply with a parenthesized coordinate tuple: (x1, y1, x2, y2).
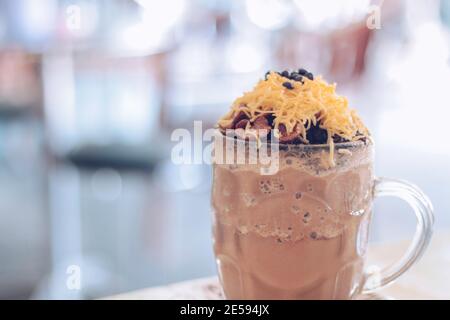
(211, 135, 434, 299)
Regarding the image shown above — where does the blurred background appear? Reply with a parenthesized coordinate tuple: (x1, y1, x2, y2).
(0, 0, 449, 299)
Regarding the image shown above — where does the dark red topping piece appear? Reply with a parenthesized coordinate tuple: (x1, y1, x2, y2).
(252, 115, 271, 131)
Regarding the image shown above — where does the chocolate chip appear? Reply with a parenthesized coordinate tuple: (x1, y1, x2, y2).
(282, 82, 294, 90)
(306, 123, 328, 144)
(265, 68, 313, 82)
(266, 113, 275, 126)
(291, 73, 303, 82)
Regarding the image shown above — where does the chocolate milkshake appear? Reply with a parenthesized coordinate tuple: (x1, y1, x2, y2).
(213, 69, 373, 299)
(212, 141, 373, 299)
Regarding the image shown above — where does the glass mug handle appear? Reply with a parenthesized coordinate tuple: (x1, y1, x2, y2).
(362, 177, 434, 294)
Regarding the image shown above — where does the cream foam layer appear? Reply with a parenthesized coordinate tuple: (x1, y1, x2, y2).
(215, 139, 373, 177)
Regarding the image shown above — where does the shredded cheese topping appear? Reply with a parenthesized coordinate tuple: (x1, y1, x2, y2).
(218, 72, 369, 143)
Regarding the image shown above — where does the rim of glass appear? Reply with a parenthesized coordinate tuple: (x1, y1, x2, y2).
(214, 129, 372, 150)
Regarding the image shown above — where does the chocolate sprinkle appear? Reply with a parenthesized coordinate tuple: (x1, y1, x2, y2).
(266, 68, 314, 84)
(306, 123, 328, 144)
(282, 82, 294, 90)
